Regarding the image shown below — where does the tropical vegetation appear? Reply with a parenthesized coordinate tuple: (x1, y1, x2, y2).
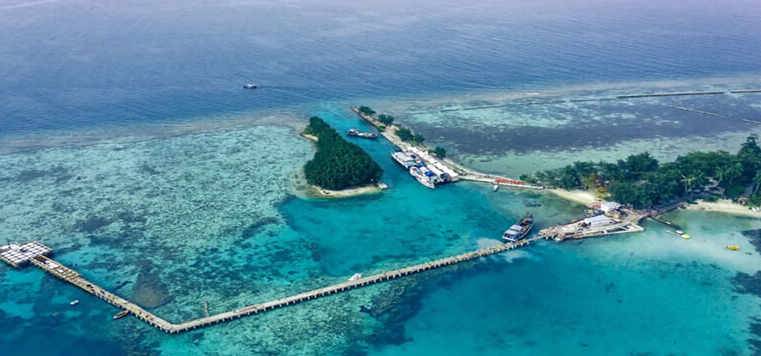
(430, 146, 447, 158)
(357, 106, 375, 116)
(378, 114, 394, 126)
(303, 116, 383, 190)
(521, 136, 761, 209)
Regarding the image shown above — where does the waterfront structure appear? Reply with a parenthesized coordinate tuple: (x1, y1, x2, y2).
(1, 238, 536, 334)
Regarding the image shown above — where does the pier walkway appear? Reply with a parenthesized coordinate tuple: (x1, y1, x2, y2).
(2, 238, 538, 334)
(351, 107, 543, 190)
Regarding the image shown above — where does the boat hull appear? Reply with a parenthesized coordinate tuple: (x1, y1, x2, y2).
(502, 216, 534, 242)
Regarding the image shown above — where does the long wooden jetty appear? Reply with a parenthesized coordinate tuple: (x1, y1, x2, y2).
(1, 238, 537, 334)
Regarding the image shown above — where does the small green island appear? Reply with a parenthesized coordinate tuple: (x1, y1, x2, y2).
(522, 135, 761, 209)
(302, 116, 383, 195)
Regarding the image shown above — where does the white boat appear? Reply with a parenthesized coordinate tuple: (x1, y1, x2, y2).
(392, 151, 418, 168)
(70, 300, 79, 306)
(243, 83, 257, 89)
(493, 184, 499, 192)
(410, 167, 435, 189)
(348, 273, 363, 281)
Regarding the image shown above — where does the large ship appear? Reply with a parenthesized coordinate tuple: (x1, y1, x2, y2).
(410, 166, 436, 189)
(502, 214, 534, 242)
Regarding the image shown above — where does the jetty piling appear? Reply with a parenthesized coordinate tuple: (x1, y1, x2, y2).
(1, 238, 539, 334)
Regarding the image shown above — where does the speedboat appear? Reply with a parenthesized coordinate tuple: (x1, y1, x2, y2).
(493, 184, 499, 192)
(70, 300, 79, 306)
(243, 83, 257, 89)
(727, 245, 740, 251)
(348, 273, 363, 281)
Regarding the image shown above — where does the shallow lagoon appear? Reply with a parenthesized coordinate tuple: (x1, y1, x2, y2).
(1, 96, 761, 355)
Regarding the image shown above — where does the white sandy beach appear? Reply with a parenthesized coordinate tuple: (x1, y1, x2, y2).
(545, 189, 598, 206)
(686, 199, 761, 218)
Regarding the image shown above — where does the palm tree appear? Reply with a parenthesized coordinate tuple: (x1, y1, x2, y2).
(681, 174, 693, 195)
(715, 166, 726, 186)
(753, 172, 761, 195)
(694, 172, 707, 191)
(727, 163, 743, 186)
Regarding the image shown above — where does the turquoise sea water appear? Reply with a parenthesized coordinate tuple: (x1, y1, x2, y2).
(2, 0, 761, 355)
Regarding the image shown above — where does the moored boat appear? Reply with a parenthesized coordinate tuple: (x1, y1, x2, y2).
(392, 151, 418, 168)
(727, 245, 740, 251)
(410, 166, 435, 189)
(503, 214, 534, 242)
(113, 310, 129, 319)
(348, 273, 363, 281)
(347, 128, 377, 138)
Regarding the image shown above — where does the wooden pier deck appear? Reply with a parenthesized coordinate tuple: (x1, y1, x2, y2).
(3, 238, 538, 334)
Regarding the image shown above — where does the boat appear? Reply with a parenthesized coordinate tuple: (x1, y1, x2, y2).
(242, 83, 257, 89)
(347, 128, 377, 139)
(493, 184, 499, 192)
(675, 230, 684, 234)
(410, 166, 435, 189)
(503, 214, 534, 242)
(682, 234, 691, 239)
(113, 310, 129, 319)
(348, 273, 363, 281)
(70, 300, 79, 306)
(727, 245, 740, 251)
(392, 151, 418, 168)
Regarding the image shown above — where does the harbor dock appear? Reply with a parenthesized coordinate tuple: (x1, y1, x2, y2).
(1, 238, 538, 334)
(351, 107, 543, 190)
(538, 203, 645, 242)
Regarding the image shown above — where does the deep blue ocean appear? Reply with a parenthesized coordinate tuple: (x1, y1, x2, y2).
(1, 0, 761, 135)
(2, 1, 761, 355)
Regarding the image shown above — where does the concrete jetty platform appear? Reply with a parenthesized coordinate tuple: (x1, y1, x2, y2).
(351, 107, 543, 190)
(539, 208, 645, 242)
(1, 238, 538, 334)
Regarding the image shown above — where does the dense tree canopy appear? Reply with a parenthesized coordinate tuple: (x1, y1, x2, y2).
(378, 114, 394, 125)
(396, 127, 413, 142)
(522, 136, 761, 209)
(358, 106, 375, 116)
(303, 117, 383, 190)
(430, 146, 447, 158)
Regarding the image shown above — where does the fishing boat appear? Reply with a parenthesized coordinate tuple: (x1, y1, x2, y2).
(727, 245, 740, 251)
(242, 83, 257, 89)
(347, 128, 377, 139)
(113, 310, 129, 319)
(348, 273, 363, 281)
(410, 166, 435, 189)
(70, 300, 79, 306)
(503, 214, 534, 242)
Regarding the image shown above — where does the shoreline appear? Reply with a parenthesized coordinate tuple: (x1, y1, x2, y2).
(544, 189, 598, 206)
(308, 184, 384, 198)
(685, 199, 761, 218)
(290, 169, 384, 199)
(544, 189, 761, 219)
